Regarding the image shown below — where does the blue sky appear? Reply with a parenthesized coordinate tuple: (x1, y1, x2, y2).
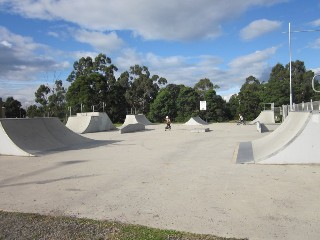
(1, 0, 320, 107)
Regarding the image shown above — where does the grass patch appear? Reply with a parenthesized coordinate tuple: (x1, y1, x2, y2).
(0, 211, 247, 240)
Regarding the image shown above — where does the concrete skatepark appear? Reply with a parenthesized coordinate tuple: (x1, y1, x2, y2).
(1, 114, 320, 240)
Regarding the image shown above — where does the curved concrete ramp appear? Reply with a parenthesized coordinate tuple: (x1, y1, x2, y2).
(123, 114, 153, 125)
(184, 116, 208, 125)
(236, 112, 320, 164)
(66, 112, 116, 134)
(0, 118, 97, 157)
(250, 110, 275, 124)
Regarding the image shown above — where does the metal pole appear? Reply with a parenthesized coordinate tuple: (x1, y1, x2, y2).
(289, 22, 293, 111)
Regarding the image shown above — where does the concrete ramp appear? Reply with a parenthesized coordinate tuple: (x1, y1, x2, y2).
(236, 112, 320, 164)
(250, 110, 275, 124)
(123, 114, 153, 125)
(66, 112, 116, 134)
(0, 118, 97, 157)
(119, 123, 145, 134)
(184, 116, 208, 125)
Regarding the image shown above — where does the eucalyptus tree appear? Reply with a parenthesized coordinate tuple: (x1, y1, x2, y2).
(124, 65, 167, 114)
(66, 53, 118, 114)
(34, 80, 66, 118)
(194, 78, 219, 99)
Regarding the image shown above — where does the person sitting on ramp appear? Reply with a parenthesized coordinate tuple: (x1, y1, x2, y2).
(165, 116, 171, 130)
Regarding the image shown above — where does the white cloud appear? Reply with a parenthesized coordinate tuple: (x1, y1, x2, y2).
(114, 46, 276, 95)
(240, 19, 282, 40)
(310, 38, 320, 48)
(73, 29, 125, 53)
(0, 0, 287, 105)
(228, 47, 277, 82)
(0, 26, 72, 105)
(0, 40, 12, 48)
(310, 19, 320, 27)
(0, 26, 69, 81)
(0, 0, 287, 41)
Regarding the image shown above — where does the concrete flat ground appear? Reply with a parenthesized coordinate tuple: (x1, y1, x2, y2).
(0, 123, 320, 240)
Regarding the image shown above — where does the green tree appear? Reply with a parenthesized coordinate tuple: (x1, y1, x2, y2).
(48, 80, 66, 118)
(148, 84, 182, 122)
(26, 105, 43, 118)
(34, 80, 67, 118)
(200, 89, 228, 122)
(194, 78, 217, 98)
(35, 84, 50, 109)
(289, 60, 314, 104)
(260, 63, 289, 106)
(3, 97, 26, 118)
(238, 76, 262, 120)
(227, 94, 240, 120)
(66, 54, 120, 118)
(175, 86, 199, 122)
(124, 65, 167, 114)
(262, 61, 317, 106)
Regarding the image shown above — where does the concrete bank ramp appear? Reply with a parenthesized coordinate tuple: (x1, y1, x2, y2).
(184, 116, 208, 125)
(119, 123, 145, 134)
(236, 111, 320, 164)
(123, 114, 153, 125)
(0, 118, 100, 157)
(250, 110, 275, 124)
(66, 112, 116, 134)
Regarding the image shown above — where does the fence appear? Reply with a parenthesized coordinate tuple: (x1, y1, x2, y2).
(282, 100, 320, 120)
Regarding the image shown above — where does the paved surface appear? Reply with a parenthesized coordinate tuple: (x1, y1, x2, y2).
(1, 123, 320, 240)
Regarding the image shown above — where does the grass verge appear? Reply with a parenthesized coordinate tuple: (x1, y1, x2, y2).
(0, 211, 247, 240)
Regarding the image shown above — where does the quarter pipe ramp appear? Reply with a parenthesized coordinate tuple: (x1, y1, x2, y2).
(66, 112, 116, 134)
(0, 118, 97, 157)
(236, 111, 320, 164)
(249, 110, 275, 124)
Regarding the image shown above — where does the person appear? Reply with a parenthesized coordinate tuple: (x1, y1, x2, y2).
(165, 116, 171, 130)
(237, 113, 245, 125)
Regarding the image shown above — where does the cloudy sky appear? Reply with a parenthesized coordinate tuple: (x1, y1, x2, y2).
(1, 0, 320, 107)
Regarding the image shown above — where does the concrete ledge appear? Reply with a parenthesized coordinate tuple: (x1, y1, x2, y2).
(119, 123, 145, 134)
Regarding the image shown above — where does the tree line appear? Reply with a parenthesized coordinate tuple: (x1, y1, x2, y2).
(2, 54, 320, 123)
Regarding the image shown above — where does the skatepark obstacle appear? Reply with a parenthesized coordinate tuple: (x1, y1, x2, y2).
(0, 118, 97, 157)
(66, 112, 116, 134)
(249, 110, 275, 124)
(119, 123, 145, 134)
(235, 111, 320, 164)
(184, 116, 208, 125)
(123, 114, 153, 125)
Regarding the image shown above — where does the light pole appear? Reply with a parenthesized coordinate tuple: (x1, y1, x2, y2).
(284, 23, 320, 112)
(289, 23, 293, 111)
